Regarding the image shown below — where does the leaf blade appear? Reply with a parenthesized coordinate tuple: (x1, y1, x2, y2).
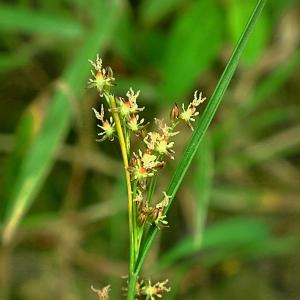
(0, 3, 84, 37)
(134, 0, 267, 274)
(1, 2, 119, 245)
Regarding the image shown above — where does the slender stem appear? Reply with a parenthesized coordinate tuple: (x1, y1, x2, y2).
(105, 94, 136, 275)
(146, 175, 158, 205)
(132, 180, 138, 260)
(127, 272, 138, 300)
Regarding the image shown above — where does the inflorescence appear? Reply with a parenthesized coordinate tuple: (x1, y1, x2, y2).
(88, 55, 206, 299)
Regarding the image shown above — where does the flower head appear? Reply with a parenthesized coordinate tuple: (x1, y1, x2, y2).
(92, 105, 115, 142)
(127, 114, 146, 133)
(144, 119, 179, 159)
(140, 279, 170, 300)
(137, 192, 170, 227)
(88, 55, 115, 96)
(152, 192, 170, 228)
(91, 285, 111, 300)
(128, 150, 164, 184)
(116, 88, 144, 118)
(179, 91, 206, 130)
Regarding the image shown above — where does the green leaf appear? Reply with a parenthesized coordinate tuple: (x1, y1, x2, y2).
(1, 1, 119, 245)
(134, 0, 267, 275)
(160, 0, 223, 101)
(193, 136, 213, 248)
(0, 3, 84, 37)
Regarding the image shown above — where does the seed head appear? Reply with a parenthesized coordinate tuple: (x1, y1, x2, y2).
(170, 103, 180, 122)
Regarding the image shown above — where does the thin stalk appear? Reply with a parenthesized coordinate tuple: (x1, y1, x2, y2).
(105, 94, 136, 274)
(146, 175, 158, 204)
(132, 179, 138, 260)
(127, 272, 138, 300)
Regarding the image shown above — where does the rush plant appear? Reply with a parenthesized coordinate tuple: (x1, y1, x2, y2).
(89, 1, 266, 299)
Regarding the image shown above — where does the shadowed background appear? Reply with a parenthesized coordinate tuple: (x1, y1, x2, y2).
(0, 0, 300, 299)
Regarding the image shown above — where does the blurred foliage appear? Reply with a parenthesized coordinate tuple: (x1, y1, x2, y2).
(0, 0, 299, 299)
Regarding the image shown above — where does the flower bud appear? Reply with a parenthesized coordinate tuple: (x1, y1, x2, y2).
(170, 103, 180, 122)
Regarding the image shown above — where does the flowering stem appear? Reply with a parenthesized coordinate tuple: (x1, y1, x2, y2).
(132, 179, 139, 258)
(105, 93, 136, 276)
(127, 272, 138, 300)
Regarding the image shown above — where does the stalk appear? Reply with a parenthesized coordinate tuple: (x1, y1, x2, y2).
(105, 94, 137, 281)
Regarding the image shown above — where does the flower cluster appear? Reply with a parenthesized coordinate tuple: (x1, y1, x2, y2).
(129, 150, 164, 185)
(138, 279, 171, 300)
(88, 56, 206, 299)
(88, 55, 115, 96)
(92, 105, 115, 142)
(137, 192, 170, 228)
(88, 57, 207, 229)
(91, 285, 111, 300)
(179, 91, 206, 130)
(122, 277, 170, 299)
(144, 119, 179, 159)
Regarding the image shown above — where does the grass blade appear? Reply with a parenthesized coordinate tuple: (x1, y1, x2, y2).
(193, 136, 213, 248)
(1, 2, 119, 245)
(134, 0, 267, 274)
(0, 3, 84, 38)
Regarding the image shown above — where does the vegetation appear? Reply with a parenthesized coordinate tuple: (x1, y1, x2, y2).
(0, 0, 299, 299)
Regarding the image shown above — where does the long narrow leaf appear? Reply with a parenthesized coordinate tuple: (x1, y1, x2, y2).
(193, 136, 213, 248)
(0, 4, 84, 37)
(134, 0, 267, 274)
(2, 2, 119, 245)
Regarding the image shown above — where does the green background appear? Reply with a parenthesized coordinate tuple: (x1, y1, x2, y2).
(0, 0, 299, 299)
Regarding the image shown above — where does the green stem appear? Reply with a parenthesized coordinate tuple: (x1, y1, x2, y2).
(127, 272, 138, 300)
(132, 180, 138, 261)
(146, 175, 158, 204)
(105, 94, 136, 277)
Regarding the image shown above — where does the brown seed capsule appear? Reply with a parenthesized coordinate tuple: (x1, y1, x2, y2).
(170, 103, 180, 122)
(105, 66, 114, 78)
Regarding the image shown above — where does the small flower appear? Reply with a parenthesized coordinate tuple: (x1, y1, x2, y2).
(128, 150, 164, 183)
(127, 114, 145, 133)
(88, 55, 115, 96)
(152, 192, 170, 228)
(91, 285, 111, 300)
(140, 279, 171, 300)
(126, 88, 143, 112)
(92, 105, 115, 142)
(179, 91, 206, 130)
(137, 192, 170, 227)
(144, 132, 175, 159)
(115, 88, 144, 118)
(144, 120, 178, 159)
(155, 118, 179, 138)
